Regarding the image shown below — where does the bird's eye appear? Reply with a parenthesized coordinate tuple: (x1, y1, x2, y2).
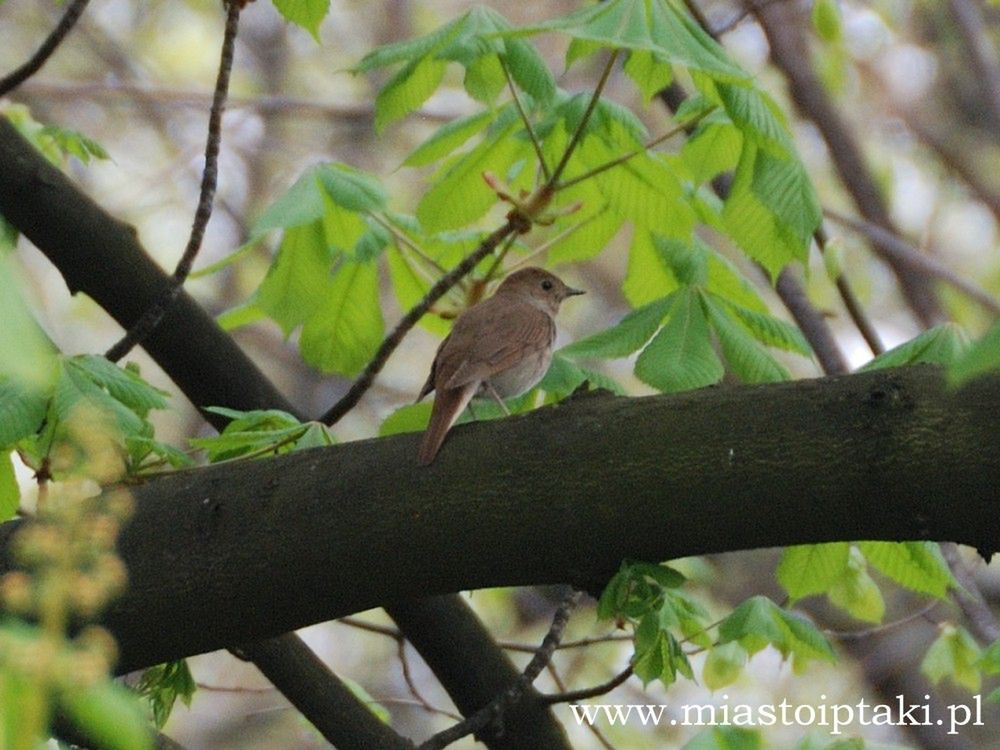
(541, 279, 553, 291)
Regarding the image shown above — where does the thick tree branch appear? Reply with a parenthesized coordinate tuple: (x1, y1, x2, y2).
(1, 365, 995, 674)
(106, 0, 241, 361)
(0, 114, 571, 750)
(0, 115, 300, 419)
(235, 634, 414, 750)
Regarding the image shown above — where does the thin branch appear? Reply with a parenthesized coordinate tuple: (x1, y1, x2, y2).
(499, 55, 550, 182)
(105, 0, 241, 362)
(942, 542, 1000, 644)
(752, 1, 944, 326)
(418, 590, 580, 750)
(398, 638, 454, 721)
(549, 50, 621, 187)
(775, 267, 850, 375)
(825, 210, 1000, 315)
(823, 601, 940, 642)
(815, 225, 885, 355)
(505, 210, 605, 272)
(546, 664, 620, 750)
(368, 212, 448, 277)
(556, 106, 716, 191)
(0, 0, 90, 96)
(947, 0, 1000, 130)
(320, 219, 518, 426)
(18, 79, 463, 122)
(542, 665, 634, 705)
(897, 111, 1000, 220)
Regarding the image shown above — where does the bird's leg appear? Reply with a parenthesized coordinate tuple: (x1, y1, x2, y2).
(484, 382, 512, 416)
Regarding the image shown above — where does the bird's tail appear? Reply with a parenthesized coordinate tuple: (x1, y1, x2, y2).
(417, 384, 476, 465)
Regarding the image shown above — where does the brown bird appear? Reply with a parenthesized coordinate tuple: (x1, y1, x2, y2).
(416, 267, 584, 465)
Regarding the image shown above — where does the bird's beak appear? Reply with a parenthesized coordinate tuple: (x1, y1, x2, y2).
(565, 287, 585, 297)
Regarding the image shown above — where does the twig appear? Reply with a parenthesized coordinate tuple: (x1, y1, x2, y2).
(320, 220, 518, 425)
(18, 79, 462, 122)
(752, 1, 944, 327)
(825, 210, 1000, 315)
(0, 0, 90, 96)
(549, 50, 620, 186)
(542, 665, 634, 705)
(105, 0, 241, 362)
(898, 112, 1000, 220)
(941, 542, 1000, 644)
(368, 212, 448, 278)
(823, 601, 940, 642)
(499, 55, 550, 182)
(815, 225, 885, 355)
(398, 638, 454, 721)
(546, 664, 620, 750)
(556, 106, 716, 191)
(418, 590, 580, 750)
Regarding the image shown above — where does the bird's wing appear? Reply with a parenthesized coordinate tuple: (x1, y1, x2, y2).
(437, 297, 554, 390)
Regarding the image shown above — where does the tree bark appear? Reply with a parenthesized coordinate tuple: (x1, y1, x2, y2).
(2, 364, 995, 673)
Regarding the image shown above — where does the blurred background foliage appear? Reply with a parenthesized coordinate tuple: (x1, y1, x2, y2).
(1, 0, 999, 748)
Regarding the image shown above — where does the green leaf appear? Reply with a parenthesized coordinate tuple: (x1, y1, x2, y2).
(718, 297, 812, 355)
(722, 141, 816, 279)
(256, 223, 335, 337)
(375, 56, 448, 132)
(921, 624, 982, 692)
(59, 680, 153, 750)
(504, 37, 556, 105)
(622, 229, 681, 306)
(403, 111, 494, 167)
(702, 641, 748, 690)
(189, 427, 310, 460)
(385, 247, 452, 337)
(545, 207, 624, 265)
(635, 288, 724, 392)
(514, 0, 747, 82)
(777, 543, 851, 602)
(37, 125, 110, 164)
(718, 596, 836, 667)
(316, 163, 388, 213)
(67, 356, 168, 416)
(827, 546, 885, 624)
(300, 259, 384, 376)
(633, 614, 692, 686)
(623, 48, 672, 103)
(272, 0, 329, 40)
(537, 353, 624, 399)
(975, 637, 1000, 675)
(416, 120, 526, 231)
(587, 143, 696, 237)
(680, 120, 743, 185)
(703, 294, 790, 383)
(713, 82, 791, 152)
(250, 166, 330, 239)
(562, 294, 674, 360)
(379, 402, 433, 437)
(217, 300, 268, 331)
(357, 7, 552, 114)
(812, 0, 843, 43)
(0, 377, 48, 448)
(0, 256, 59, 390)
(137, 661, 196, 729)
(860, 323, 970, 371)
(858, 541, 954, 598)
(950, 320, 1000, 385)
(0, 452, 18, 522)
